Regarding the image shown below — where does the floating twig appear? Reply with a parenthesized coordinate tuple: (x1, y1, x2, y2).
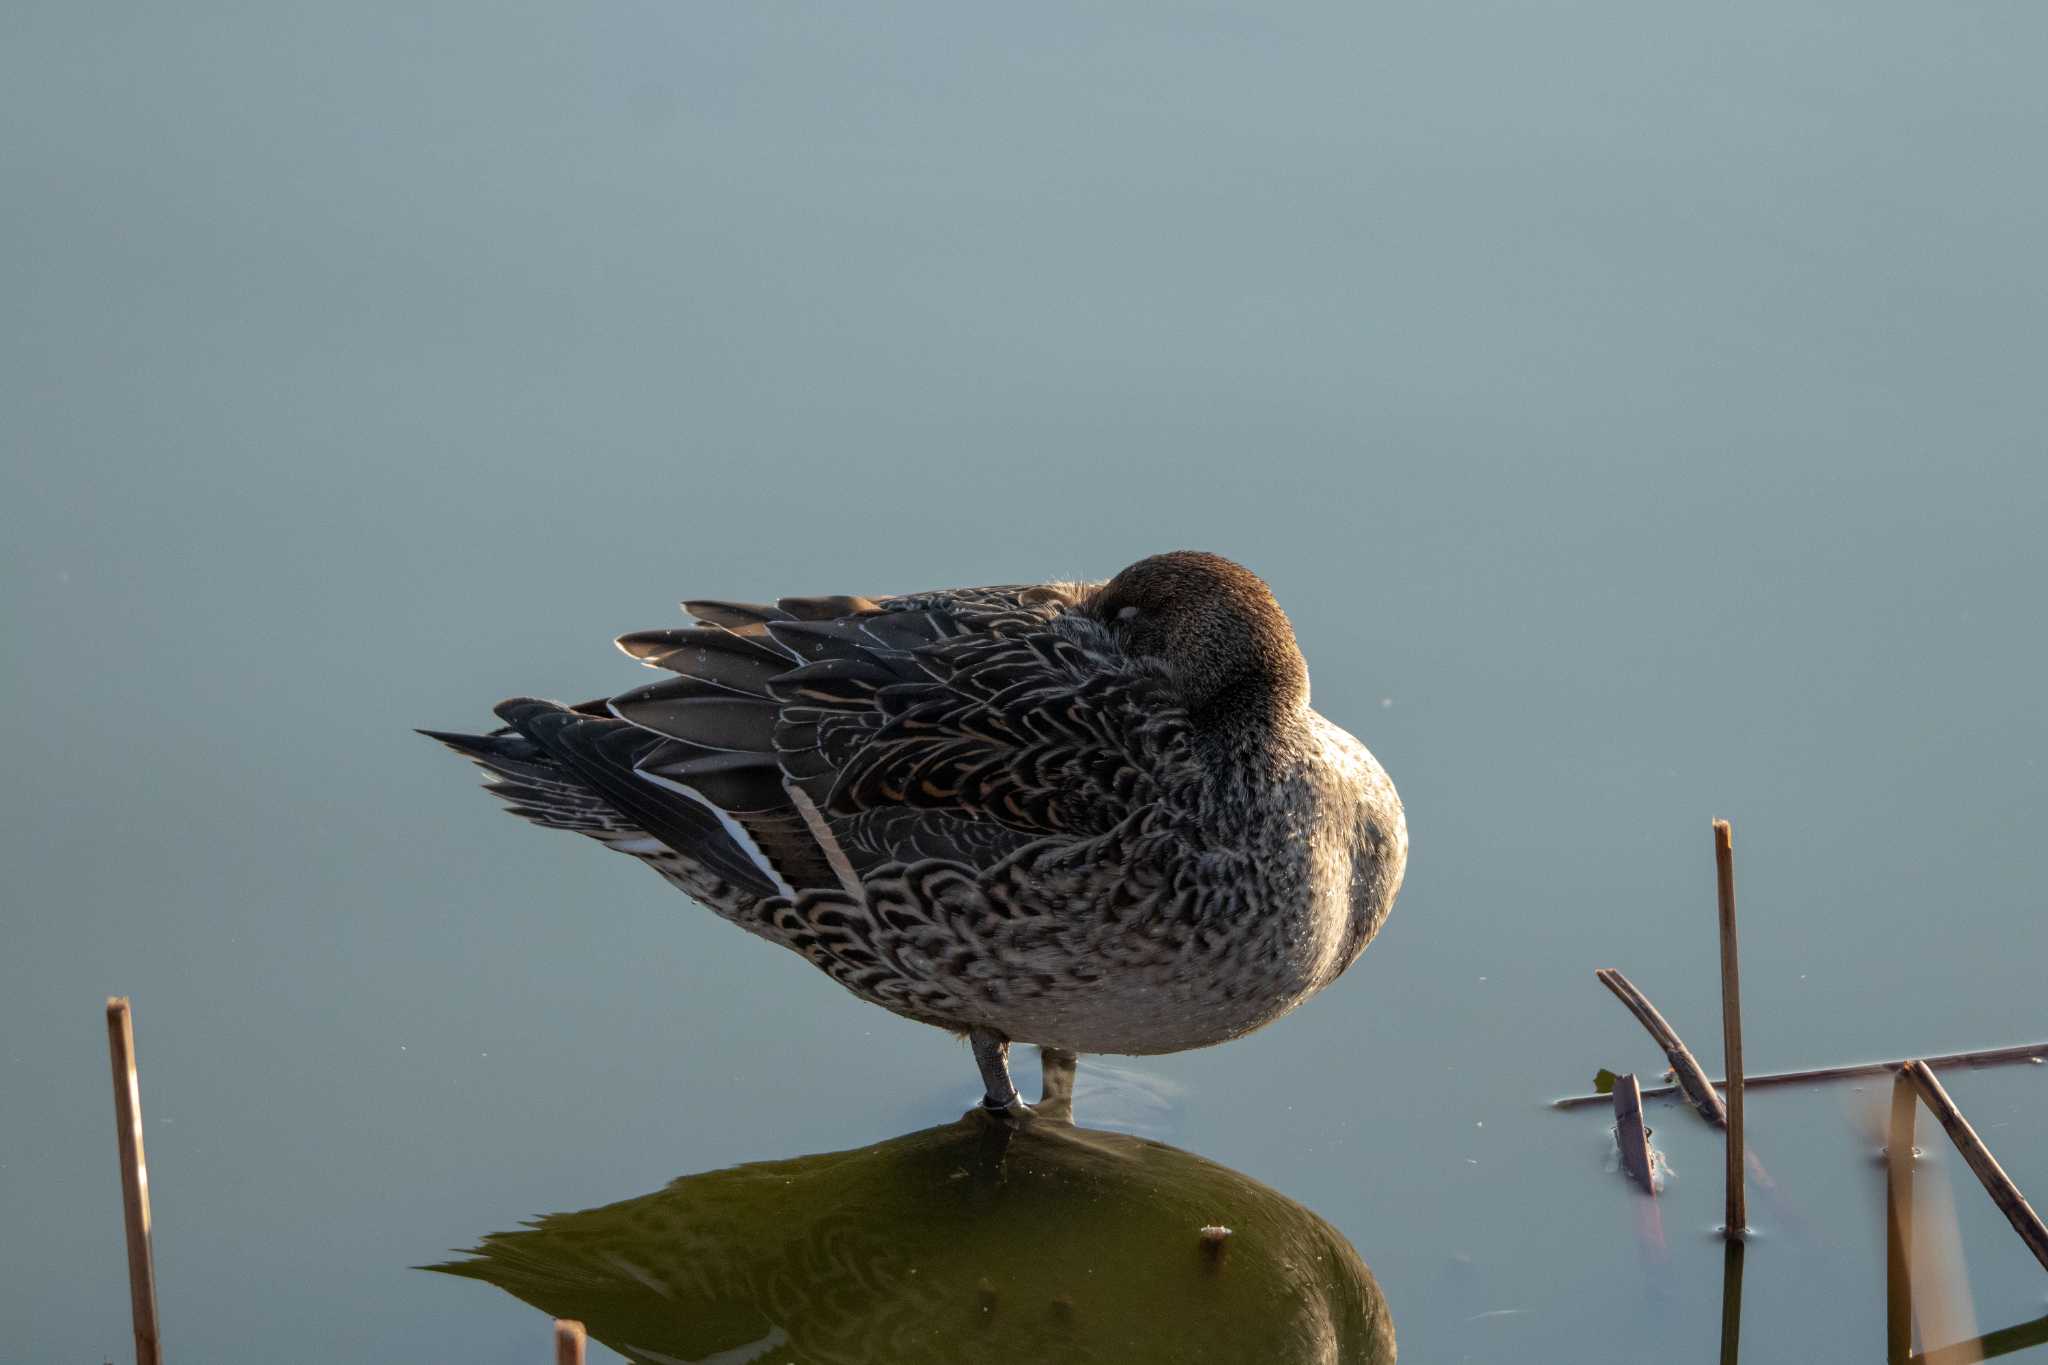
(554, 1318, 586, 1365)
(1594, 969, 1728, 1126)
(1901, 1060, 2048, 1275)
(1612, 1072, 1655, 1194)
(1715, 819, 1747, 1238)
(1552, 1042, 2048, 1110)
(105, 997, 163, 1365)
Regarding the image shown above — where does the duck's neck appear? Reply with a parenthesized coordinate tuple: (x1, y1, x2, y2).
(1190, 692, 1310, 780)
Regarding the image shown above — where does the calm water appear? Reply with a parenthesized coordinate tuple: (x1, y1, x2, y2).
(6, 5, 2047, 1361)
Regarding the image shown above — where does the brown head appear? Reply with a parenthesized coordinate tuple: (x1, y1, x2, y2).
(1088, 551, 1309, 733)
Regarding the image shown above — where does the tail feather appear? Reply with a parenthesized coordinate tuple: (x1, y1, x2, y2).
(496, 699, 785, 900)
(425, 604, 933, 905)
(613, 626, 791, 690)
(417, 727, 626, 836)
(421, 701, 786, 901)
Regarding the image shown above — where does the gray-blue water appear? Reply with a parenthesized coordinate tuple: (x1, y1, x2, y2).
(5, 4, 2046, 1361)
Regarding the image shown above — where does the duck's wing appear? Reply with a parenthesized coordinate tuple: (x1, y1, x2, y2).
(421, 697, 794, 904)
(608, 581, 1193, 886)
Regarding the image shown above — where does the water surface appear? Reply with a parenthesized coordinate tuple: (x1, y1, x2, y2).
(5, 4, 2047, 1361)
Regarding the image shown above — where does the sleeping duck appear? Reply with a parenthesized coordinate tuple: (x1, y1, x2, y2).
(424, 551, 1406, 1113)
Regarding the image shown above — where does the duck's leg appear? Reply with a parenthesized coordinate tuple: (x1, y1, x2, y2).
(1038, 1047, 1078, 1123)
(970, 1028, 1026, 1112)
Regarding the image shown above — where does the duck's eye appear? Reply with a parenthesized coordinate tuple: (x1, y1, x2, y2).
(1116, 605, 1141, 621)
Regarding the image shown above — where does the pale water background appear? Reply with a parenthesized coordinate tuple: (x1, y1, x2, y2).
(5, 4, 2047, 1361)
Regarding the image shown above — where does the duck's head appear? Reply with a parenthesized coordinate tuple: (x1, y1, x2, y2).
(1089, 551, 1309, 732)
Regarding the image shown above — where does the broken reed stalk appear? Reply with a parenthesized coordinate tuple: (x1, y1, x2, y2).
(1551, 1041, 2048, 1110)
(105, 997, 164, 1365)
(1612, 1072, 1655, 1194)
(1888, 1070, 1917, 1365)
(1594, 968, 1728, 1125)
(1901, 1060, 2048, 1275)
(1714, 819, 1747, 1238)
(554, 1318, 587, 1365)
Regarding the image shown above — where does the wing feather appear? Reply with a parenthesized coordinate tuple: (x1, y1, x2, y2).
(590, 578, 1178, 886)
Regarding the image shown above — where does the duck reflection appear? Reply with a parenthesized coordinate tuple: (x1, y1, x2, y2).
(427, 1052, 1393, 1364)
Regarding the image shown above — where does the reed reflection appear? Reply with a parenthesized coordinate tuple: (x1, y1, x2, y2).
(427, 1051, 1393, 1364)
(1884, 1070, 2048, 1365)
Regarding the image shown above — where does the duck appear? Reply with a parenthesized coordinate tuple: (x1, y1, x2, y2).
(423, 551, 1406, 1113)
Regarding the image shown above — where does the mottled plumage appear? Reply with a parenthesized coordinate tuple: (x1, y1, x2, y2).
(424, 551, 1406, 1106)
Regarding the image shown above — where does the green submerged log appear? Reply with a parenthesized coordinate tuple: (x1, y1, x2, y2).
(428, 1109, 1394, 1364)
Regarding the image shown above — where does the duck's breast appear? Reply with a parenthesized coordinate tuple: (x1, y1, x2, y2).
(1302, 712, 1407, 989)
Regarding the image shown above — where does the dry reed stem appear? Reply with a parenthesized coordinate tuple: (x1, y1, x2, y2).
(1902, 1060, 2048, 1276)
(106, 997, 163, 1365)
(1612, 1072, 1655, 1194)
(1551, 1042, 2048, 1110)
(1594, 968, 1728, 1126)
(1714, 819, 1747, 1238)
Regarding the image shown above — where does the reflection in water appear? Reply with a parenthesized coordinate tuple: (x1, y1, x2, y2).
(427, 1056, 1392, 1364)
(1884, 1084, 2048, 1365)
(1718, 1239, 1743, 1365)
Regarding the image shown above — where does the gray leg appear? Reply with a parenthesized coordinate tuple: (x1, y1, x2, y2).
(971, 1028, 1024, 1112)
(1039, 1047, 1078, 1123)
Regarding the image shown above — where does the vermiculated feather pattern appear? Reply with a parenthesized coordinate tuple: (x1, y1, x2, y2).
(424, 553, 1406, 1057)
